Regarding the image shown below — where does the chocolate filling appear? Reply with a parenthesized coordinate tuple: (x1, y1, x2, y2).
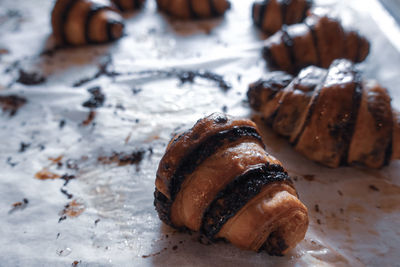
(169, 126, 263, 201)
(201, 163, 291, 240)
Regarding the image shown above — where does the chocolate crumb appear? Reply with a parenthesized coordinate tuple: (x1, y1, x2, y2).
(60, 174, 76, 186)
(16, 69, 46, 85)
(340, 208, 344, 214)
(221, 105, 228, 113)
(82, 86, 105, 109)
(58, 215, 67, 223)
(316, 219, 321, 225)
(132, 87, 142, 95)
(172, 245, 178, 250)
(60, 187, 73, 199)
(19, 142, 31, 152)
(0, 95, 27, 116)
(56, 233, 60, 239)
(6, 157, 18, 167)
(81, 110, 96, 126)
(59, 120, 66, 129)
(95, 219, 100, 226)
(303, 174, 315, 181)
(72, 260, 81, 266)
(337, 190, 343, 196)
(369, 185, 379, 191)
(314, 204, 320, 213)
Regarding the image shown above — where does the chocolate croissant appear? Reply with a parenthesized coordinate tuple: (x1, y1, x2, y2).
(111, 0, 145, 11)
(252, 0, 313, 35)
(51, 0, 125, 46)
(262, 12, 370, 74)
(154, 113, 308, 255)
(156, 0, 231, 19)
(248, 59, 400, 168)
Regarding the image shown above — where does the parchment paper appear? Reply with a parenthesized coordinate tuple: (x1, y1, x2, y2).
(0, 0, 399, 266)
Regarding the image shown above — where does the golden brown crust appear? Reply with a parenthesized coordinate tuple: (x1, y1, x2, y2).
(154, 113, 308, 255)
(51, 0, 124, 46)
(248, 59, 397, 168)
(156, 0, 231, 19)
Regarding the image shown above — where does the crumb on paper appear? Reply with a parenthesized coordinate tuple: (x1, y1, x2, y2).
(9, 198, 29, 213)
(60, 199, 86, 218)
(81, 110, 96, 126)
(303, 174, 315, 181)
(98, 150, 146, 167)
(35, 169, 61, 180)
(0, 95, 27, 116)
(16, 69, 46, 85)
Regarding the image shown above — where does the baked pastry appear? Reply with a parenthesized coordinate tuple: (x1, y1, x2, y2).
(252, 0, 313, 35)
(262, 12, 370, 73)
(154, 113, 308, 255)
(51, 0, 125, 46)
(111, 0, 145, 11)
(248, 59, 399, 168)
(156, 0, 231, 19)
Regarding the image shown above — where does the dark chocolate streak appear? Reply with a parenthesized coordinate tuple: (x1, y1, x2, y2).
(113, 0, 123, 10)
(208, 0, 219, 17)
(60, 0, 79, 45)
(169, 126, 263, 201)
(201, 163, 291, 240)
(305, 20, 320, 67)
(85, 4, 110, 44)
(154, 188, 174, 227)
(281, 27, 296, 72)
(187, 0, 197, 19)
(291, 80, 324, 146)
(340, 74, 362, 165)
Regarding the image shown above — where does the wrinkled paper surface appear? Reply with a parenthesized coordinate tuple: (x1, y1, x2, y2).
(0, 0, 399, 266)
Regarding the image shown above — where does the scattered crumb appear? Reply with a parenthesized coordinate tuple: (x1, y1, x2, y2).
(369, 185, 379, 192)
(60, 187, 73, 199)
(337, 190, 343, 196)
(82, 86, 105, 109)
(72, 260, 81, 266)
(314, 204, 320, 213)
(35, 169, 61, 180)
(7, 157, 18, 167)
(303, 174, 315, 181)
(60, 174, 76, 186)
(81, 110, 96, 126)
(172, 245, 178, 251)
(60, 200, 85, 218)
(98, 150, 146, 167)
(59, 120, 66, 129)
(316, 219, 321, 225)
(16, 69, 46, 85)
(95, 219, 100, 226)
(142, 248, 168, 258)
(0, 95, 27, 116)
(221, 105, 228, 113)
(9, 198, 28, 213)
(132, 87, 142, 95)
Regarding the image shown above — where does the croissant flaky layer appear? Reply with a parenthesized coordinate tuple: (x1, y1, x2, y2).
(111, 0, 145, 11)
(51, 0, 125, 46)
(154, 113, 308, 255)
(248, 59, 400, 168)
(252, 0, 313, 35)
(156, 0, 231, 19)
(262, 11, 370, 74)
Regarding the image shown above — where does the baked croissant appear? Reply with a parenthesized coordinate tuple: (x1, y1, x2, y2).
(154, 113, 308, 255)
(111, 0, 145, 11)
(156, 0, 231, 19)
(262, 12, 370, 74)
(248, 59, 400, 168)
(252, 0, 313, 35)
(51, 0, 125, 46)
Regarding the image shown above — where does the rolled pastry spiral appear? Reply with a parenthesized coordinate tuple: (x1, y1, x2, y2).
(51, 0, 125, 46)
(252, 0, 313, 35)
(154, 113, 308, 255)
(262, 11, 370, 74)
(248, 59, 400, 168)
(156, 0, 231, 19)
(111, 0, 145, 11)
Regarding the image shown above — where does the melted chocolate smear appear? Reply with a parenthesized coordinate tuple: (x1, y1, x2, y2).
(82, 86, 105, 108)
(0, 95, 27, 116)
(16, 69, 46, 85)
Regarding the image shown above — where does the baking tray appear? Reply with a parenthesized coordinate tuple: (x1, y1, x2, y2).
(0, 0, 399, 266)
